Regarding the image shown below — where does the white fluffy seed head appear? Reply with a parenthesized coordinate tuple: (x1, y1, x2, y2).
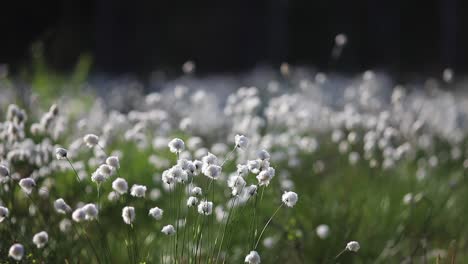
(168, 138, 185, 153)
(98, 164, 112, 176)
(197, 200, 213, 215)
(91, 171, 107, 184)
(256, 149, 270, 161)
(187, 196, 199, 207)
(316, 224, 330, 239)
(32, 231, 49, 248)
(0, 206, 9, 222)
(0, 164, 9, 177)
(55, 147, 68, 160)
(122, 206, 136, 225)
(161, 224, 175, 235)
(9, 243, 24, 261)
(112, 178, 128, 194)
(83, 203, 99, 220)
(83, 134, 99, 148)
(72, 208, 86, 222)
(54, 198, 72, 214)
(237, 164, 249, 177)
(282, 191, 298, 207)
(149, 207, 164, 220)
(130, 184, 147, 198)
(346, 241, 360, 252)
(106, 156, 120, 168)
(202, 152, 218, 166)
(256, 170, 273, 186)
(19, 178, 36, 194)
(203, 165, 221, 179)
(235, 134, 249, 150)
(191, 186, 202, 196)
(244, 250, 261, 264)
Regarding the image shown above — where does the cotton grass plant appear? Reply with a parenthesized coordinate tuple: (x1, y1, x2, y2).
(2, 66, 468, 262)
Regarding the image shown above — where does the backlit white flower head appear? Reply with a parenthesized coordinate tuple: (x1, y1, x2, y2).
(235, 134, 249, 149)
(198, 200, 213, 215)
(9, 243, 24, 261)
(257, 149, 270, 161)
(237, 164, 249, 177)
(169, 166, 188, 183)
(32, 231, 49, 248)
(122, 206, 136, 225)
(162, 169, 175, 185)
(72, 208, 86, 222)
(247, 160, 261, 174)
(203, 165, 221, 179)
(192, 160, 203, 175)
(346, 241, 360, 252)
(54, 198, 72, 214)
(244, 250, 261, 264)
(98, 164, 113, 177)
(83, 134, 99, 148)
(168, 138, 185, 153)
(91, 171, 107, 184)
(19, 178, 36, 194)
(130, 184, 147, 198)
(161, 224, 176, 235)
(112, 178, 128, 194)
(187, 196, 198, 207)
(0, 164, 9, 177)
(83, 203, 99, 220)
(0, 206, 9, 222)
(282, 191, 298, 207)
(149, 207, 164, 220)
(256, 169, 273, 186)
(202, 152, 218, 166)
(191, 186, 202, 196)
(106, 156, 120, 169)
(228, 175, 246, 196)
(55, 147, 68, 160)
(316, 224, 330, 239)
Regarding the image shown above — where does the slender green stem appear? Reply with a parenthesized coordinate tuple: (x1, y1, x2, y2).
(66, 157, 81, 183)
(221, 146, 237, 167)
(254, 203, 283, 249)
(334, 248, 347, 260)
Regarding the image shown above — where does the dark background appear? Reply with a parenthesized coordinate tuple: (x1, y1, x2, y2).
(0, 0, 466, 77)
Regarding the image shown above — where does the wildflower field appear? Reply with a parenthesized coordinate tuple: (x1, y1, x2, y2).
(0, 68, 467, 263)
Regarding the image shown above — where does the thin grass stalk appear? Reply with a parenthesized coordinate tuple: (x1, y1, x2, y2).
(254, 203, 283, 249)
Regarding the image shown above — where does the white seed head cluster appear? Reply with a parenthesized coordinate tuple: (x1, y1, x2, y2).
(130, 184, 147, 197)
(161, 224, 175, 235)
(54, 198, 72, 214)
(0, 206, 9, 222)
(282, 191, 299, 207)
(187, 196, 199, 207)
(112, 177, 128, 194)
(106, 156, 120, 168)
(9, 243, 24, 261)
(244, 250, 261, 264)
(168, 138, 185, 153)
(72, 203, 99, 222)
(32, 231, 49, 248)
(83, 134, 99, 148)
(122, 206, 136, 224)
(235, 134, 249, 149)
(19, 177, 36, 194)
(55, 147, 68, 160)
(148, 207, 164, 220)
(346, 241, 361, 252)
(197, 200, 213, 215)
